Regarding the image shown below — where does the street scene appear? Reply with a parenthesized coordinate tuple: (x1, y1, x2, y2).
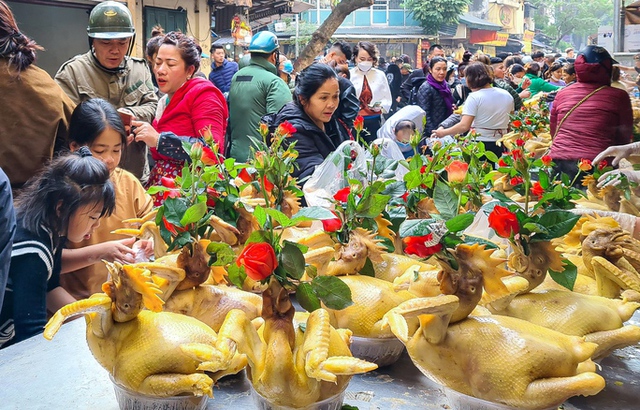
(1, 1, 640, 409)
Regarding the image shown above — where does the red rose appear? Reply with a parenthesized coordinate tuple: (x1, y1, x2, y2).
(206, 187, 218, 207)
(236, 242, 278, 281)
(238, 168, 253, 183)
(498, 157, 509, 167)
(541, 155, 552, 167)
(515, 138, 525, 147)
(525, 118, 533, 125)
(578, 159, 592, 172)
(262, 175, 274, 192)
(530, 181, 544, 198)
(277, 121, 297, 137)
(322, 212, 342, 232)
(353, 116, 364, 133)
(445, 160, 469, 183)
(597, 160, 608, 171)
(420, 165, 427, 174)
(161, 177, 176, 188)
(511, 149, 523, 161)
(509, 176, 523, 186)
(512, 120, 522, 128)
(334, 187, 351, 202)
(401, 191, 409, 202)
(488, 205, 519, 238)
(403, 234, 443, 258)
(201, 146, 218, 166)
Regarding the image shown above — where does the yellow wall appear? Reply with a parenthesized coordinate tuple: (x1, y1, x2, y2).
(126, 0, 212, 75)
(487, 1, 525, 35)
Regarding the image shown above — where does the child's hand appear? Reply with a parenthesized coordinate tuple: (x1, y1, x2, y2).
(100, 237, 137, 264)
(132, 239, 155, 262)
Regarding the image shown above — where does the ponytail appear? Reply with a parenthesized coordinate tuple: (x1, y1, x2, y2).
(0, 0, 43, 76)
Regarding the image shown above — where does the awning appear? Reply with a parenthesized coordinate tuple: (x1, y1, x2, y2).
(458, 13, 502, 31)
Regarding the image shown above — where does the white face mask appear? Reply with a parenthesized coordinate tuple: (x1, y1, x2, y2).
(358, 61, 373, 72)
(512, 76, 524, 85)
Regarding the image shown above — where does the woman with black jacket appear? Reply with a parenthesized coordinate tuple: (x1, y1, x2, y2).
(262, 64, 344, 184)
(416, 57, 455, 142)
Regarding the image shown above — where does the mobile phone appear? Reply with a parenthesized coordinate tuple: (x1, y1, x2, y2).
(117, 108, 134, 127)
(370, 101, 381, 108)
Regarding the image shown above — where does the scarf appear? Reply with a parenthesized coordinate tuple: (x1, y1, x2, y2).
(426, 73, 454, 116)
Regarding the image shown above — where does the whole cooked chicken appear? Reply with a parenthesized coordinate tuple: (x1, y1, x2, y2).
(383, 243, 606, 410)
(212, 278, 377, 408)
(487, 288, 640, 359)
(43, 263, 246, 397)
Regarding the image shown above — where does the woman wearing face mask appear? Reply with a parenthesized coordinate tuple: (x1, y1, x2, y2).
(546, 62, 566, 87)
(416, 57, 455, 145)
(349, 41, 392, 142)
(507, 64, 532, 99)
(262, 64, 343, 184)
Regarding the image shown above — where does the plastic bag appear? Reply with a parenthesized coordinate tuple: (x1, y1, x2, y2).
(303, 140, 369, 208)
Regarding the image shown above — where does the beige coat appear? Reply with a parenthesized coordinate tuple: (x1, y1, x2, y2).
(55, 52, 158, 180)
(0, 60, 75, 188)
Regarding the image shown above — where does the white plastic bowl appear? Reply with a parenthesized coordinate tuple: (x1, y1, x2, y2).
(442, 385, 556, 410)
(248, 382, 345, 410)
(110, 375, 208, 410)
(349, 335, 405, 367)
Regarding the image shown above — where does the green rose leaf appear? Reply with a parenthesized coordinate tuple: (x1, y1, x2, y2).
(359, 257, 375, 277)
(382, 181, 407, 197)
(483, 150, 499, 163)
(279, 241, 306, 280)
(522, 222, 549, 235)
(206, 242, 236, 266)
(147, 186, 169, 195)
(292, 206, 337, 220)
(355, 193, 391, 219)
(404, 168, 423, 190)
(296, 282, 321, 312)
(163, 197, 189, 226)
(399, 218, 437, 238)
(245, 230, 269, 244)
(305, 264, 318, 279)
(167, 231, 192, 253)
(460, 235, 499, 249)
(253, 205, 267, 227)
(445, 212, 475, 233)
(223, 157, 236, 171)
(311, 276, 353, 310)
(433, 180, 458, 220)
(538, 170, 550, 190)
(533, 211, 581, 241)
(549, 259, 576, 291)
(180, 201, 207, 226)
(265, 208, 292, 228)
(227, 263, 247, 289)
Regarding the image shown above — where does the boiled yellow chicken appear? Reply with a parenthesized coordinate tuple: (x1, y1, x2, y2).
(487, 288, 640, 359)
(508, 239, 565, 293)
(212, 278, 377, 408)
(163, 284, 262, 332)
(322, 275, 415, 338)
(582, 226, 640, 297)
(382, 243, 606, 409)
(43, 263, 246, 397)
(383, 296, 605, 410)
(373, 252, 440, 283)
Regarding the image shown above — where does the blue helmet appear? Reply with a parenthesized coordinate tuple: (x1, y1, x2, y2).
(248, 31, 279, 54)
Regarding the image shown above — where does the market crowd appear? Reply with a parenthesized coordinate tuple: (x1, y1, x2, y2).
(0, 0, 636, 349)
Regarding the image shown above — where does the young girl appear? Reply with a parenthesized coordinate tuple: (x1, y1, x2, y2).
(61, 98, 154, 300)
(0, 149, 115, 348)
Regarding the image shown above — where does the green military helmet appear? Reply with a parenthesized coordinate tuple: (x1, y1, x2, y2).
(87, 1, 135, 39)
(248, 31, 279, 54)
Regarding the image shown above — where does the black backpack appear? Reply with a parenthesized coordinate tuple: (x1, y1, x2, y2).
(408, 77, 426, 106)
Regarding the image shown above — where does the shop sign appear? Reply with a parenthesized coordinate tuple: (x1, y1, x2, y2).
(523, 30, 535, 42)
(476, 32, 509, 46)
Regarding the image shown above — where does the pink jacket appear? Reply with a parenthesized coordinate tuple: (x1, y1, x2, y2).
(151, 77, 227, 162)
(549, 56, 633, 161)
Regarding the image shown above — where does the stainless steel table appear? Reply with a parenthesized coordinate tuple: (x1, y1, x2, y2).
(1, 312, 638, 410)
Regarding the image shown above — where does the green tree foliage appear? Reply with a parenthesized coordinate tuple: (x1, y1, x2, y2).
(404, 0, 471, 35)
(531, 0, 613, 47)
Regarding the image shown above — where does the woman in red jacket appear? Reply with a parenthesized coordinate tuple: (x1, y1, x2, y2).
(131, 31, 227, 202)
(549, 46, 633, 182)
